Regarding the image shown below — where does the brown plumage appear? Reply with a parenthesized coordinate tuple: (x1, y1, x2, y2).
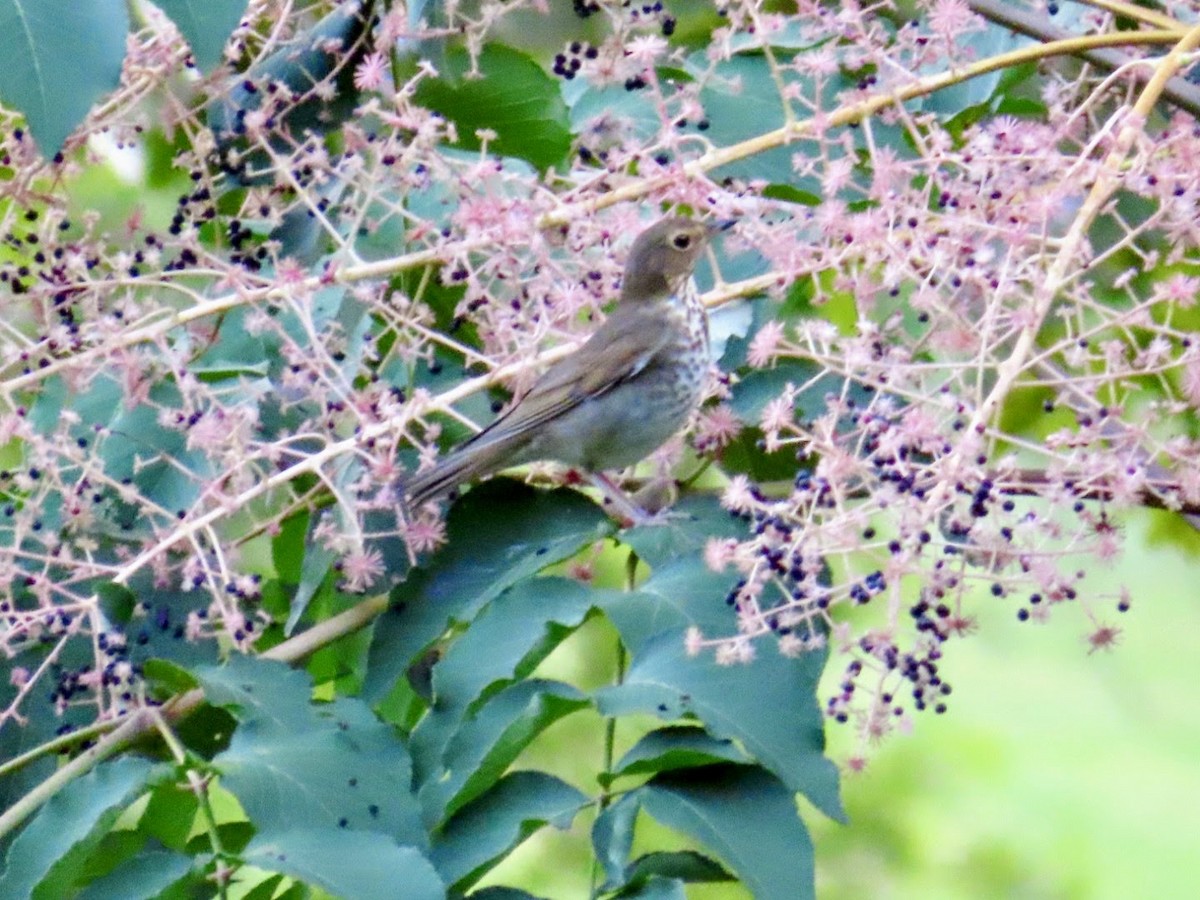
(405, 216, 732, 509)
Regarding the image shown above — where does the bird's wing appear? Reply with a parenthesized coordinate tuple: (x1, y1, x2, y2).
(480, 307, 671, 439)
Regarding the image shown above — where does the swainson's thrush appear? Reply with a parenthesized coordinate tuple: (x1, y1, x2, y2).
(405, 216, 732, 510)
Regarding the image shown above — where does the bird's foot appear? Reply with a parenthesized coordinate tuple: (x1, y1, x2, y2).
(588, 473, 682, 528)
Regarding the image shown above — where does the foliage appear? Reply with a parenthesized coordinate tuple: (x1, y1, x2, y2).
(1, 0, 1199, 897)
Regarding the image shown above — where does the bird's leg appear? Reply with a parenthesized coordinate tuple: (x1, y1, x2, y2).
(587, 472, 683, 527)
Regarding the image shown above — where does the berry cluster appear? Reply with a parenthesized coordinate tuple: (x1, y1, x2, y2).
(552, 41, 599, 80)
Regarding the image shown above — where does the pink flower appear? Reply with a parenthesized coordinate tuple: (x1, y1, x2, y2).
(747, 319, 785, 367)
(694, 405, 741, 451)
(704, 537, 738, 572)
(354, 52, 390, 91)
(929, 0, 977, 36)
(1158, 273, 1199, 308)
(341, 547, 385, 592)
(720, 475, 758, 514)
(626, 35, 668, 65)
(404, 512, 447, 553)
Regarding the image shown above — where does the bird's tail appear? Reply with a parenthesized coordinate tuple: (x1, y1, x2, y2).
(401, 432, 523, 510)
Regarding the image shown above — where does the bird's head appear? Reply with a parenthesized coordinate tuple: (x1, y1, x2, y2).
(620, 216, 734, 302)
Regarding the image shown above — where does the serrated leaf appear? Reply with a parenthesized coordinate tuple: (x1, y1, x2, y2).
(284, 509, 339, 635)
(626, 850, 733, 887)
(408, 576, 602, 802)
(717, 426, 804, 482)
(142, 658, 200, 696)
(363, 481, 610, 704)
(418, 679, 589, 825)
(414, 43, 572, 171)
(729, 359, 823, 423)
(621, 495, 747, 572)
(139, 782, 199, 852)
(615, 726, 750, 777)
(619, 876, 688, 899)
(602, 517, 743, 654)
(430, 771, 588, 888)
(199, 657, 426, 848)
(0, 757, 160, 900)
(596, 631, 843, 823)
(75, 848, 195, 900)
(242, 828, 443, 900)
(0, 0, 128, 153)
(640, 765, 814, 900)
(194, 655, 316, 733)
(154, 0, 246, 72)
(592, 792, 641, 891)
(430, 577, 603, 707)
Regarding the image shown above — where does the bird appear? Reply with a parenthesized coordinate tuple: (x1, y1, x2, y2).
(404, 216, 734, 515)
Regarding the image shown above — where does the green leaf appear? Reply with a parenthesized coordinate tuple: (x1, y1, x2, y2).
(569, 82, 659, 146)
(0, 757, 159, 900)
(619, 876, 688, 899)
(139, 782, 199, 852)
(189, 307, 271, 381)
(142, 659, 199, 697)
(154, 0, 246, 72)
(242, 829, 443, 900)
(592, 524, 842, 822)
(729, 359, 825, 423)
(603, 510, 744, 655)
(592, 792, 641, 890)
(0, 0, 128, 153)
(198, 657, 426, 848)
(431, 577, 604, 706)
(626, 851, 733, 887)
(206, 1, 374, 182)
(284, 510, 339, 635)
(172, 703, 238, 762)
(640, 765, 814, 900)
(470, 888, 548, 900)
(194, 655, 316, 733)
(418, 679, 589, 824)
(407, 575, 605, 783)
(414, 43, 572, 171)
(271, 509, 310, 584)
(363, 481, 610, 704)
(597, 631, 843, 823)
(95, 581, 137, 625)
(923, 22, 1024, 116)
(717, 426, 804, 482)
(238, 873, 289, 900)
(621, 495, 747, 573)
(430, 771, 588, 888)
(75, 849, 195, 900)
(615, 726, 750, 777)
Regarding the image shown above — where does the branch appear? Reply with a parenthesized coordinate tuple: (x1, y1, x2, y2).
(968, 0, 1200, 117)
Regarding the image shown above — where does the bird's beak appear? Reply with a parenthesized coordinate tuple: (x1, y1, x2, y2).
(707, 219, 737, 235)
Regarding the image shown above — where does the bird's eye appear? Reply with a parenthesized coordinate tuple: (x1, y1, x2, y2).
(672, 233, 692, 250)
